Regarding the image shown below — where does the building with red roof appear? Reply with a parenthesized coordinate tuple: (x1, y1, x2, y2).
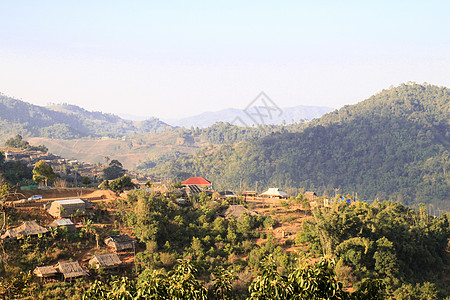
(181, 177, 212, 187)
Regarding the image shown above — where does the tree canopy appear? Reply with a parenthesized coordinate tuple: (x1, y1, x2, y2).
(32, 160, 55, 186)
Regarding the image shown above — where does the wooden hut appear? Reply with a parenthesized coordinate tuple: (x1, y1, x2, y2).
(1, 221, 48, 239)
(104, 235, 136, 251)
(89, 253, 122, 269)
(33, 266, 58, 281)
(55, 261, 88, 281)
(305, 191, 317, 201)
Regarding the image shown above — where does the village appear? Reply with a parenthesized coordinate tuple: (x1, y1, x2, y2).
(1, 167, 338, 285)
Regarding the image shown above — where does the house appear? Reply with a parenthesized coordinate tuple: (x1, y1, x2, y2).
(181, 177, 212, 188)
(260, 188, 288, 199)
(221, 205, 258, 219)
(183, 184, 203, 196)
(305, 191, 317, 201)
(33, 266, 59, 281)
(1, 221, 48, 239)
(104, 235, 136, 251)
(241, 191, 257, 198)
(55, 261, 88, 281)
(89, 253, 122, 269)
(49, 219, 76, 232)
(218, 191, 236, 198)
(47, 199, 93, 218)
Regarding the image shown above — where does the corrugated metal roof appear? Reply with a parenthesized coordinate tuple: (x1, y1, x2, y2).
(54, 219, 74, 226)
(54, 199, 85, 205)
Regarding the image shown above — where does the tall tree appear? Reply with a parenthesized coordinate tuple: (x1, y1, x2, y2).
(103, 159, 126, 180)
(32, 160, 55, 186)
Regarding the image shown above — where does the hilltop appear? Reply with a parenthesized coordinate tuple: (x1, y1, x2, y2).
(154, 83, 450, 210)
(0, 94, 173, 142)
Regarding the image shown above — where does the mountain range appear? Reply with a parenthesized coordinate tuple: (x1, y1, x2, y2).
(0, 93, 333, 142)
(153, 83, 450, 210)
(0, 94, 174, 142)
(1, 84, 448, 210)
(163, 105, 334, 128)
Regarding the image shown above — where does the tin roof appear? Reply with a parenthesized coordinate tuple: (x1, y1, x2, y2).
(54, 199, 85, 205)
(54, 219, 74, 226)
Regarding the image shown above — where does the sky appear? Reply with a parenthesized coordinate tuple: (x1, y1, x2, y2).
(0, 1, 449, 119)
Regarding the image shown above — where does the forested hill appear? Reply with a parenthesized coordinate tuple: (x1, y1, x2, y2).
(0, 94, 173, 140)
(156, 83, 450, 210)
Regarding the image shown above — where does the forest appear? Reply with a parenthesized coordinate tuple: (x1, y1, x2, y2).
(152, 83, 449, 210)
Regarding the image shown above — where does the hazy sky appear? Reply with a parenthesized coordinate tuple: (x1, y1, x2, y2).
(0, 1, 449, 119)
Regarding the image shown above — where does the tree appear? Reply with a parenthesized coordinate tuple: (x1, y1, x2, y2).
(5, 135, 28, 149)
(81, 176, 92, 186)
(4, 135, 47, 152)
(109, 175, 135, 194)
(248, 255, 292, 300)
(32, 160, 55, 186)
(98, 180, 109, 190)
(103, 159, 125, 180)
(166, 260, 207, 300)
(213, 266, 237, 300)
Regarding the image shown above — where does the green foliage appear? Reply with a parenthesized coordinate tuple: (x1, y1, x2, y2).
(301, 201, 450, 292)
(99, 180, 109, 190)
(393, 282, 439, 300)
(109, 175, 135, 194)
(103, 159, 126, 180)
(154, 83, 450, 209)
(81, 176, 91, 186)
(249, 256, 385, 299)
(4, 134, 48, 152)
(213, 266, 237, 300)
(32, 160, 55, 185)
(0, 94, 173, 140)
(0, 151, 33, 185)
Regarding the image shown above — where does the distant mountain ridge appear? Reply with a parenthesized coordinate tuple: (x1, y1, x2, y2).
(155, 83, 450, 209)
(0, 94, 173, 141)
(164, 105, 334, 128)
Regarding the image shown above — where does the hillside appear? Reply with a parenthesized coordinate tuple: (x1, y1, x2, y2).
(164, 105, 334, 128)
(0, 94, 173, 141)
(154, 83, 450, 210)
(28, 123, 306, 170)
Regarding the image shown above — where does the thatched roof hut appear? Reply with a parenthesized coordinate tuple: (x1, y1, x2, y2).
(33, 266, 58, 278)
(221, 205, 258, 219)
(1, 221, 48, 239)
(104, 235, 136, 251)
(89, 253, 122, 269)
(55, 261, 88, 280)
